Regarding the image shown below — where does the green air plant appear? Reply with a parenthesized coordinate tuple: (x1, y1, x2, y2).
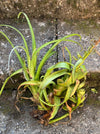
(0, 12, 98, 125)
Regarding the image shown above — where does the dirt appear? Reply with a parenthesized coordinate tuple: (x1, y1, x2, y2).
(0, 0, 100, 20)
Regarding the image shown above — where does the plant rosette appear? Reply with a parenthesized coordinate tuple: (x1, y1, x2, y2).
(0, 12, 99, 125)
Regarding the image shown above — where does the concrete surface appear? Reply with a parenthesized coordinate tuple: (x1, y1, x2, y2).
(0, 18, 100, 134)
(57, 20, 100, 71)
(0, 89, 100, 134)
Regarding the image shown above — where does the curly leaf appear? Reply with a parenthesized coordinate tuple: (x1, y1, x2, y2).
(40, 69, 68, 90)
(18, 81, 40, 90)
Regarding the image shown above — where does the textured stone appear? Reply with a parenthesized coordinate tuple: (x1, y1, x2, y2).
(57, 20, 100, 71)
(0, 0, 99, 20)
(0, 90, 100, 134)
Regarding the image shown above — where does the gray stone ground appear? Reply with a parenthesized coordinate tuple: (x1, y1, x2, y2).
(0, 89, 100, 134)
(0, 19, 100, 134)
(58, 20, 100, 71)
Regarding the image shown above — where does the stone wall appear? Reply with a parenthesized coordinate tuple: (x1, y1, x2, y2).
(0, 0, 100, 20)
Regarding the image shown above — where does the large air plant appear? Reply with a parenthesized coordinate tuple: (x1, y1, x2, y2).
(0, 12, 98, 125)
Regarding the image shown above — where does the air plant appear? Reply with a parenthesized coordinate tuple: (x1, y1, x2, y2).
(0, 12, 98, 125)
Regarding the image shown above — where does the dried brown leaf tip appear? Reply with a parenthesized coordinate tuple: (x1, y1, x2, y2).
(66, 102, 72, 120)
(93, 38, 100, 56)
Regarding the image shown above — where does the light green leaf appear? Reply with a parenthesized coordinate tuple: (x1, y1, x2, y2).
(72, 59, 83, 82)
(40, 69, 68, 90)
(50, 62, 71, 70)
(62, 34, 81, 41)
(23, 61, 30, 81)
(0, 31, 24, 66)
(70, 80, 80, 97)
(77, 89, 85, 106)
(18, 12, 36, 50)
(78, 81, 85, 89)
(0, 24, 30, 67)
(49, 96, 60, 120)
(45, 62, 71, 78)
(65, 46, 72, 63)
(8, 46, 26, 74)
(49, 113, 69, 124)
(63, 84, 76, 103)
(74, 66, 87, 81)
(29, 49, 37, 79)
(91, 88, 98, 94)
(69, 96, 77, 103)
(42, 89, 50, 104)
(0, 68, 23, 95)
(18, 80, 40, 90)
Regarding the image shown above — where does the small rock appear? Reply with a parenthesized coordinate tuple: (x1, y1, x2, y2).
(38, 22, 46, 27)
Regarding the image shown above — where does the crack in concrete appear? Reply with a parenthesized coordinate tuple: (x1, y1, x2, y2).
(55, 18, 58, 63)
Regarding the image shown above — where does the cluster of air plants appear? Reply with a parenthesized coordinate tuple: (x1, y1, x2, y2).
(0, 12, 98, 125)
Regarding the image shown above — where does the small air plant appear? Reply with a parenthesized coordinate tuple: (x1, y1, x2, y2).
(0, 12, 99, 125)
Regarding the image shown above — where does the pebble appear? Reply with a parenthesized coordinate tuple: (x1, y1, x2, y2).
(38, 22, 46, 27)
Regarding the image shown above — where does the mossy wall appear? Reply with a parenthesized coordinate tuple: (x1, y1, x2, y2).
(0, 0, 99, 20)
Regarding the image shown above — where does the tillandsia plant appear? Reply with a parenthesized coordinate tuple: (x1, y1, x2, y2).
(0, 12, 99, 125)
